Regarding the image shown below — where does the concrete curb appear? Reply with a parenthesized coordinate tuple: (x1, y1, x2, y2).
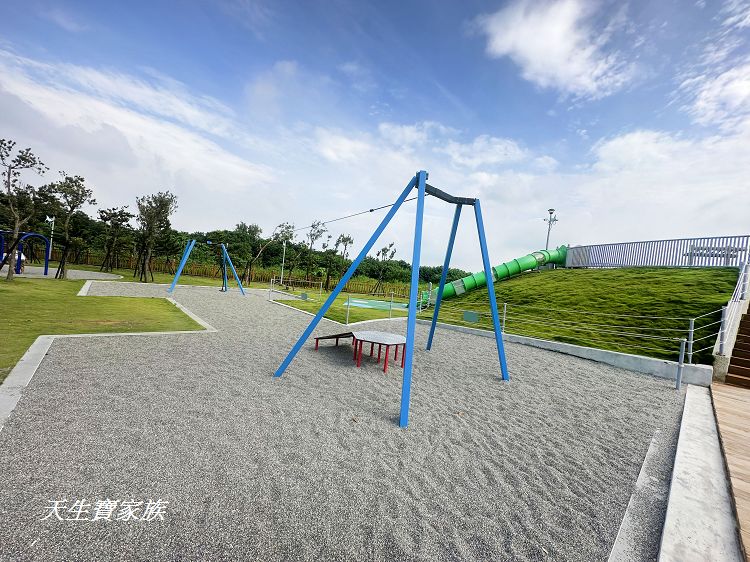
(657, 386, 743, 561)
(166, 298, 217, 332)
(418, 319, 713, 386)
(77, 279, 93, 296)
(609, 431, 671, 561)
(0, 336, 54, 434)
(609, 432, 660, 561)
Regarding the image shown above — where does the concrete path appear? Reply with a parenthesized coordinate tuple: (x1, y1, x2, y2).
(658, 385, 743, 561)
(0, 282, 686, 561)
(0, 265, 121, 280)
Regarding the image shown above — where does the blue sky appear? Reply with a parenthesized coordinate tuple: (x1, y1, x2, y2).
(1, 0, 748, 269)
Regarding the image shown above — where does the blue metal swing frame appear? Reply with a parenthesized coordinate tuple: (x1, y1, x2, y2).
(0, 231, 51, 275)
(273, 171, 508, 428)
(167, 240, 245, 295)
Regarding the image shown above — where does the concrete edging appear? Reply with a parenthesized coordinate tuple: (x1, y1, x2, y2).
(77, 280, 93, 296)
(657, 385, 743, 561)
(418, 319, 713, 386)
(608, 432, 663, 560)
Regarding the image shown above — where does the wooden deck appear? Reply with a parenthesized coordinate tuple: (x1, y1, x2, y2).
(713, 382, 750, 561)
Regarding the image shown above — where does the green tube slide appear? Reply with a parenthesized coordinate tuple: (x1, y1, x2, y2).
(440, 245, 568, 299)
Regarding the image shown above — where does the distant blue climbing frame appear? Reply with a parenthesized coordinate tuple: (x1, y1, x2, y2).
(273, 171, 509, 429)
(167, 240, 245, 295)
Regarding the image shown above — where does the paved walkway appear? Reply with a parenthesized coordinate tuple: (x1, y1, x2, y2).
(0, 282, 686, 561)
(713, 383, 750, 561)
(0, 265, 121, 280)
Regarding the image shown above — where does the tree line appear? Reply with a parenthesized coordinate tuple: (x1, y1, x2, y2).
(0, 138, 470, 287)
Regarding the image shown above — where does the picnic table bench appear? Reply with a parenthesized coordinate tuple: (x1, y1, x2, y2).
(314, 330, 407, 373)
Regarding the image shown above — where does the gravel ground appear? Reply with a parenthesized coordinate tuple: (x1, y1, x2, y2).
(0, 282, 685, 561)
(0, 265, 121, 280)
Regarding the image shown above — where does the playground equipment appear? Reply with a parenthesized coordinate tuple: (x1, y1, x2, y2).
(167, 240, 245, 295)
(0, 231, 51, 275)
(314, 331, 407, 373)
(268, 277, 323, 301)
(439, 245, 567, 300)
(274, 171, 508, 428)
(342, 289, 432, 324)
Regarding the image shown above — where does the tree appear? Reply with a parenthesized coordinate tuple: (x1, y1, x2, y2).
(0, 139, 47, 281)
(335, 233, 354, 278)
(238, 221, 284, 283)
(320, 235, 339, 291)
(371, 242, 396, 295)
(45, 173, 96, 279)
(134, 191, 178, 282)
(304, 220, 327, 280)
(99, 206, 134, 272)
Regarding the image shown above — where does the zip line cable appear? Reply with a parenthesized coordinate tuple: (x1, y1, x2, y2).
(293, 195, 424, 232)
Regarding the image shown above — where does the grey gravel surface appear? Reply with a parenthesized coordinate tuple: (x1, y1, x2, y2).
(0, 265, 121, 280)
(0, 282, 685, 561)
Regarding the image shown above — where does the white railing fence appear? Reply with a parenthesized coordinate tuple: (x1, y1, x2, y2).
(712, 262, 750, 357)
(566, 235, 750, 269)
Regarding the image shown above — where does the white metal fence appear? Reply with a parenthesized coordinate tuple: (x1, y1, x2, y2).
(566, 235, 750, 268)
(700, 262, 750, 357)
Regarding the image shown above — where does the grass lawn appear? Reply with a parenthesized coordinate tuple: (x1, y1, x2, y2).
(0, 278, 202, 383)
(421, 267, 738, 363)
(33, 260, 270, 290)
(278, 291, 411, 324)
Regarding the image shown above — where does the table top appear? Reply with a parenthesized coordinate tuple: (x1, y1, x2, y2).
(351, 330, 406, 345)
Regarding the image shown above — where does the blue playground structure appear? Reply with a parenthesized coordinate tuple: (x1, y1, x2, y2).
(273, 171, 508, 428)
(167, 240, 245, 295)
(0, 231, 51, 275)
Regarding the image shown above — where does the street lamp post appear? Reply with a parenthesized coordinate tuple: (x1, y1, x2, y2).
(46, 215, 55, 262)
(544, 208, 557, 251)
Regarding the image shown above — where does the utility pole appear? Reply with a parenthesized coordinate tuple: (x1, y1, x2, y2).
(544, 208, 557, 250)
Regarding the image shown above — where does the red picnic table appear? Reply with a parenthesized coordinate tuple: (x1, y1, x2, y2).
(314, 330, 407, 373)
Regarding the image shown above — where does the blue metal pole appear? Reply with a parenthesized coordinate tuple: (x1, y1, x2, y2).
(15, 242, 22, 274)
(221, 244, 229, 292)
(223, 245, 246, 295)
(399, 170, 427, 428)
(43, 237, 50, 276)
(274, 174, 418, 378)
(427, 204, 462, 351)
(167, 239, 196, 294)
(474, 199, 509, 380)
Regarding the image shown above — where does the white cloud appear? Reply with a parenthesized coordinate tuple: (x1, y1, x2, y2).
(314, 129, 372, 163)
(0, 50, 274, 233)
(533, 155, 559, 171)
(338, 62, 377, 93)
(40, 8, 88, 33)
(244, 60, 343, 127)
(0, 51, 242, 142)
(436, 135, 527, 169)
(721, 0, 750, 29)
(475, 0, 634, 99)
(219, 0, 274, 38)
(681, 60, 750, 129)
(378, 121, 454, 150)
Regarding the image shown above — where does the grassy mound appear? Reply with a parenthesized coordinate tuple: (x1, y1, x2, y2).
(429, 267, 738, 363)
